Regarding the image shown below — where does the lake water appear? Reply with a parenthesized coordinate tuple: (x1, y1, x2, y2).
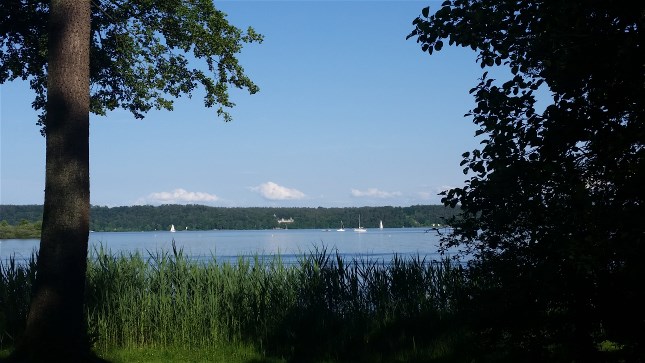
(1, 228, 452, 265)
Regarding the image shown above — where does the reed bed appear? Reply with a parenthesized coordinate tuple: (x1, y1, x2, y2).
(0, 255, 36, 348)
(85, 244, 301, 351)
(1, 244, 469, 362)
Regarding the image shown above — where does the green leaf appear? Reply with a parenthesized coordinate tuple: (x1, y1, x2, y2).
(422, 6, 430, 18)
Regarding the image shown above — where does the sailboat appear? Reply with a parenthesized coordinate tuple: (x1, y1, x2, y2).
(379, 220, 384, 229)
(354, 215, 367, 232)
(337, 220, 345, 232)
(170, 224, 176, 233)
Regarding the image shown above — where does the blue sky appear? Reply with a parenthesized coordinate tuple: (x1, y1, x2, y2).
(1, 1, 488, 208)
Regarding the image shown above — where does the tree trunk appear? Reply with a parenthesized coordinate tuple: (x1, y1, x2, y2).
(12, 0, 92, 361)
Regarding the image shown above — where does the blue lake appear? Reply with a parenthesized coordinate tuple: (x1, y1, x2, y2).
(1, 228, 453, 264)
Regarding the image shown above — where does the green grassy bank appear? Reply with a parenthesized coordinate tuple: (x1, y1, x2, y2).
(0, 220, 41, 239)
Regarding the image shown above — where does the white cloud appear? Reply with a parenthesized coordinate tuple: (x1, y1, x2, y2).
(351, 188, 402, 199)
(141, 188, 219, 204)
(251, 181, 306, 200)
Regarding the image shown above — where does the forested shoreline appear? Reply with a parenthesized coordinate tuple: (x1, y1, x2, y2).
(0, 204, 457, 235)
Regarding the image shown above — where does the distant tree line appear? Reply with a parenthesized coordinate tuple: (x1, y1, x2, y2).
(0, 204, 457, 233)
(0, 205, 44, 225)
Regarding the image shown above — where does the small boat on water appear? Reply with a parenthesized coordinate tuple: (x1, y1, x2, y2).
(379, 220, 383, 229)
(170, 224, 176, 232)
(354, 215, 367, 233)
(337, 220, 345, 232)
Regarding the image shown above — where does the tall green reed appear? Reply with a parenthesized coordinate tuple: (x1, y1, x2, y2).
(272, 247, 467, 361)
(0, 254, 36, 348)
(85, 242, 302, 352)
(2, 244, 468, 361)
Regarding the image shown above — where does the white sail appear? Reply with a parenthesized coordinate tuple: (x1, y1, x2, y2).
(170, 224, 176, 232)
(337, 220, 345, 232)
(379, 220, 383, 229)
(354, 215, 367, 232)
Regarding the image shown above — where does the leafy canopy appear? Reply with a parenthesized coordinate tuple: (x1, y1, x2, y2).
(409, 0, 643, 358)
(0, 0, 262, 128)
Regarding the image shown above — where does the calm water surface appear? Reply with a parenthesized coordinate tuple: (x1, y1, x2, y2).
(1, 228, 451, 264)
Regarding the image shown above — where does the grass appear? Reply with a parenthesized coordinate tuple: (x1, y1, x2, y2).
(2, 244, 469, 362)
(87, 244, 468, 361)
(4, 244, 631, 362)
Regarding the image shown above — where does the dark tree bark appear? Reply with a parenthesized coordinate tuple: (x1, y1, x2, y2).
(10, 1, 93, 361)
